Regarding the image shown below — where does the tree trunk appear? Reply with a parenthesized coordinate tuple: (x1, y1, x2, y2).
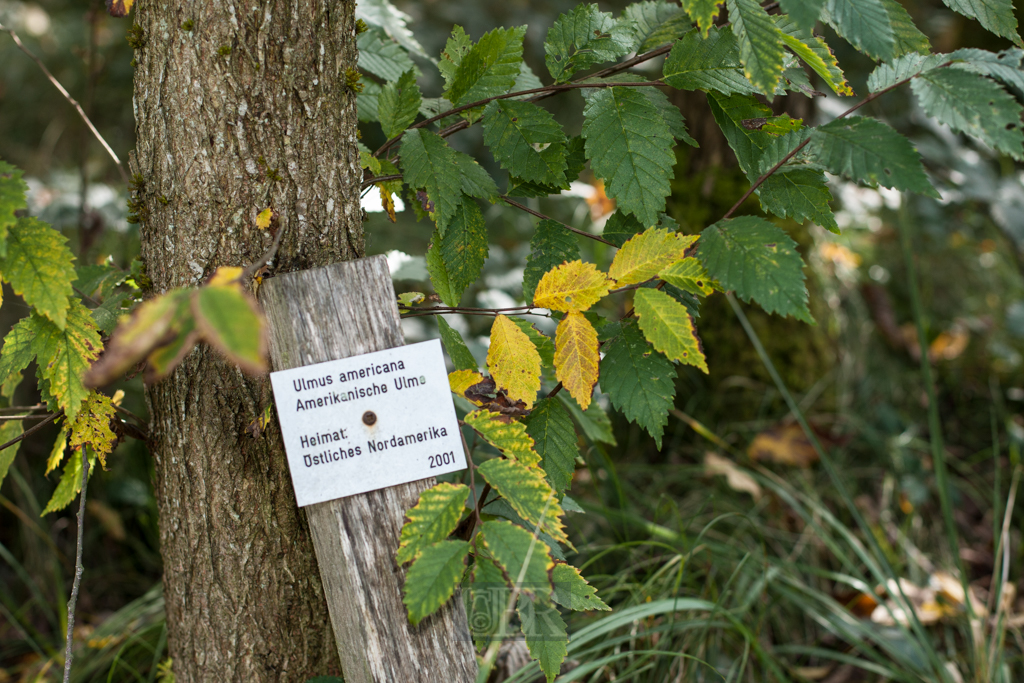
(131, 1, 363, 679)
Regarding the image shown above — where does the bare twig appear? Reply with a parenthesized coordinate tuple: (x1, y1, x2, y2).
(1, 24, 129, 184)
(360, 173, 405, 190)
(241, 222, 286, 281)
(62, 448, 90, 683)
(402, 308, 550, 319)
(0, 413, 55, 421)
(500, 196, 616, 246)
(0, 410, 62, 452)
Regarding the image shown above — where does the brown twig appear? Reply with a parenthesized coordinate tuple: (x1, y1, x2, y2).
(402, 308, 550, 319)
(360, 173, 405, 190)
(241, 221, 286, 281)
(500, 196, 616, 246)
(0, 410, 62, 452)
(62, 448, 90, 683)
(0, 413, 55, 421)
(1, 24, 129, 184)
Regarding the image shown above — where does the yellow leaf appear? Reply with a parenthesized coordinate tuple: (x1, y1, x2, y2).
(487, 315, 541, 409)
(45, 426, 69, 476)
(69, 392, 118, 466)
(256, 208, 274, 230)
(609, 228, 697, 285)
(207, 266, 244, 287)
(105, 0, 134, 17)
(747, 423, 819, 468)
(533, 261, 611, 313)
(554, 312, 599, 410)
(449, 369, 485, 401)
(632, 288, 708, 373)
(379, 185, 397, 223)
(658, 257, 714, 296)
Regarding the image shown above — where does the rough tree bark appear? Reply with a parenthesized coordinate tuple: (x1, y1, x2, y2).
(131, 1, 362, 679)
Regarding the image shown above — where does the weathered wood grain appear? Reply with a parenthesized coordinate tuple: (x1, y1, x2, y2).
(260, 256, 477, 683)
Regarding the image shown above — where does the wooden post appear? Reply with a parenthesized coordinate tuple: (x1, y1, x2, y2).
(259, 257, 478, 683)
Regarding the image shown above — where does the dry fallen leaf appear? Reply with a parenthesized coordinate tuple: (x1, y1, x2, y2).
(704, 452, 762, 501)
(929, 324, 969, 361)
(747, 423, 818, 468)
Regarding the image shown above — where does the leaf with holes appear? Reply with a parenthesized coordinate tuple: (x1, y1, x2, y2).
(402, 540, 470, 625)
(487, 315, 542, 409)
(581, 87, 676, 227)
(32, 301, 101, 422)
(698, 216, 812, 322)
(524, 398, 578, 496)
(68, 392, 117, 466)
(479, 458, 568, 545)
(554, 312, 599, 411)
(439, 25, 473, 92)
(397, 482, 470, 565)
(483, 100, 567, 186)
(809, 117, 939, 196)
(609, 228, 697, 286)
(533, 261, 611, 313)
(600, 321, 676, 448)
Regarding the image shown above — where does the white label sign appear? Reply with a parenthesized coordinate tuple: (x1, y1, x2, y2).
(269, 339, 466, 506)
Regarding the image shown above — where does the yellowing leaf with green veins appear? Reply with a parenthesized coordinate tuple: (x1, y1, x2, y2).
(478, 458, 569, 546)
(68, 392, 118, 467)
(532, 261, 611, 313)
(31, 301, 102, 422)
(0, 160, 28, 258)
(682, 0, 724, 36)
(0, 317, 40, 385)
(0, 420, 24, 490)
(608, 228, 697, 286)
(192, 286, 268, 375)
(463, 409, 541, 467)
(659, 257, 714, 296)
(207, 266, 243, 287)
(397, 291, 425, 307)
(480, 519, 554, 597)
(256, 208, 273, 229)
(146, 297, 199, 383)
(46, 426, 69, 475)
(487, 315, 541, 409)
(1, 217, 75, 329)
(42, 448, 98, 516)
(397, 482, 470, 565)
(551, 562, 610, 611)
(633, 288, 708, 373)
(448, 369, 484, 399)
(554, 312, 599, 411)
(402, 539, 470, 625)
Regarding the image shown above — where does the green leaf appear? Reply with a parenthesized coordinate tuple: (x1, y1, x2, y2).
(809, 116, 939, 195)
(524, 220, 580, 304)
(378, 70, 422, 139)
(601, 211, 645, 248)
(437, 317, 478, 371)
(42, 448, 97, 516)
(663, 27, 757, 96)
(681, 0, 725, 36)
(483, 100, 567, 186)
(551, 562, 610, 611)
(1, 217, 76, 329)
(659, 257, 715, 296)
(642, 86, 698, 147)
(545, 4, 636, 82)
(439, 198, 489, 305)
(192, 286, 268, 374)
(357, 28, 417, 82)
(0, 160, 28, 258)
(881, 0, 931, 57)
(509, 318, 555, 368)
(478, 458, 568, 545)
(940, 0, 1021, 47)
(625, 1, 691, 51)
(911, 68, 1024, 160)
(402, 540, 470, 625)
(0, 317, 40, 385)
(757, 168, 838, 233)
(449, 26, 526, 107)
(73, 264, 127, 299)
(728, 0, 786, 94)
(581, 87, 676, 227)
(480, 519, 554, 596)
(357, 81, 382, 123)
(468, 556, 511, 649)
(558, 392, 616, 445)
(633, 289, 708, 372)
(707, 93, 775, 178)
(518, 595, 568, 683)
(949, 48, 1024, 100)
(401, 129, 462, 236)
(397, 482, 470, 565)
(510, 61, 544, 98)
(464, 409, 542, 467)
(31, 301, 101, 422)
(507, 137, 587, 198)
(439, 25, 473, 93)
(524, 398, 578, 496)
(697, 216, 812, 322)
(822, 0, 894, 61)
(356, 0, 429, 60)
(779, 0, 827, 30)
(867, 53, 945, 92)
(600, 321, 676, 448)
(91, 292, 132, 335)
(427, 229, 458, 307)
(774, 16, 854, 96)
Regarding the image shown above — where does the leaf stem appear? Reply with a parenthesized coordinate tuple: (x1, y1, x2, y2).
(1, 24, 128, 184)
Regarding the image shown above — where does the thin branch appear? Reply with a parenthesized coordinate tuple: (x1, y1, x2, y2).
(360, 173, 404, 190)
(401, 304, 538, 313)
(0, 413, 55, 421)
(374, 81, 663, 158)
(500, 196, 616, 246)
(0, 410, 62, 452)
(402, 308, 550, 319)
(241, 222, 286, 281)
(720, 67, 951, 221)
(1, 25, 129, 184)
(62, 448, 90, 683)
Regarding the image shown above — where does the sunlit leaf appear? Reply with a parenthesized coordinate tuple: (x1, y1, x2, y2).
(659, 257, 715, 296)
(533, 261, 611, 313)
(553, 312, 599, 411)
(68, 392, 118, 467)
(33, 301, 102, 421)
(609, 228, 697, 286)
(487, 315, 542, 409)
(633, 288, 708, 372)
